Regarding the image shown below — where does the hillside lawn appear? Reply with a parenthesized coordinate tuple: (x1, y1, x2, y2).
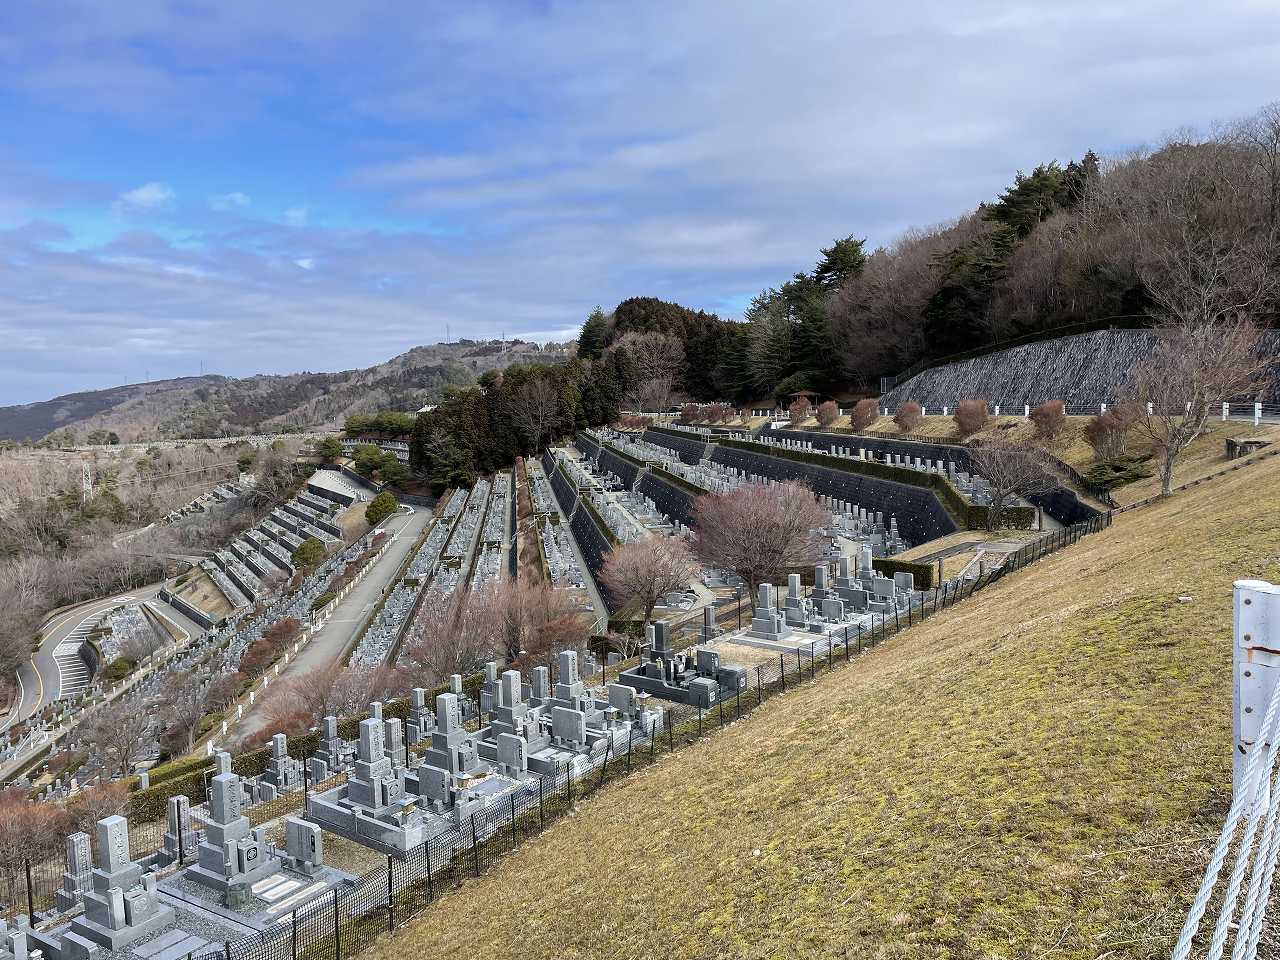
(365, 451, 1280, 959)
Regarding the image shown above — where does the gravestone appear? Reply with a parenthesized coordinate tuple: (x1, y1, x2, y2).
(261, 733, 303, 792)
(67, 816, 174, 955)
(283, 818, 324, 876)
(187, 752, 277, 903)
(56, 832, 92, 911)
(162, 795, 198, 866)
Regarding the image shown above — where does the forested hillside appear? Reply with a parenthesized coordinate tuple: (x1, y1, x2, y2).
(576, 102, 1280, 404)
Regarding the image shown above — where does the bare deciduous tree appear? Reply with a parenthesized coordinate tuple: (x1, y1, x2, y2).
(1124, 319, 1275, 495)
(693, 481, 827, 595)
(78, 700, 152, 780)
(969, 440, 1057, 531)
(599, 536, 696, 639)
(614, 331, 685, 412)
(160, 673, 211, 757)
(511, 379, 561, 452)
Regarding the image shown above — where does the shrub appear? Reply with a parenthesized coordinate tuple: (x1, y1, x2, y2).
(103, 657, 135, 682)
(849, 399, 879, 431)
(1084, 404, 1140, 459)
(954, 399, 990, 436)
(815, 400, 839, 428)
(680, 404, 704, 424)
(1030, 400, 1067, 440)
(292, 537, 325, 572)
(365, 491, 398, 526)
(788, 398, 813, 425)
(311, 591, 337, 612)
(893, 401, 923, 432)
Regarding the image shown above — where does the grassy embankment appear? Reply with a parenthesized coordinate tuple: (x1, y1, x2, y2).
(366, 450, 1280, 959)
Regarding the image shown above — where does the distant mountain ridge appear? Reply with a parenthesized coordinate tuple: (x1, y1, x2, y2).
(0, 339, 573, 442)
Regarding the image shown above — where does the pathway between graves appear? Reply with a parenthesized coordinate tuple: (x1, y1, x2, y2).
(234, 507, 434, 739)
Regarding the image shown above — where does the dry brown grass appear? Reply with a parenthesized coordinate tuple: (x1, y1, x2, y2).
(365, 453, 1280, 960)
(335, 503, 371, 541)
(174, 567, 234, 618)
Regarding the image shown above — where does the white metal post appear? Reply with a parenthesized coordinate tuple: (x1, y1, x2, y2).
(1234, 580, 1280, 799)
(1256, 402, 1263, 426)
(1223, 401, 1230, 422)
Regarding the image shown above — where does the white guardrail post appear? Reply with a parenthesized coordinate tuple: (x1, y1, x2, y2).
(1235, 581, 1280, 799)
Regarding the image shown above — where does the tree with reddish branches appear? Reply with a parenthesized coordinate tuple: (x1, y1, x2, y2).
(815, 400, 839, 427)
(788, 397, 813, 425)
(692, 481, 827, 594)
(599, 536, 696, 628)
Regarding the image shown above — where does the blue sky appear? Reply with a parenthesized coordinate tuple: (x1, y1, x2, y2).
(1, 1, 1279, 405)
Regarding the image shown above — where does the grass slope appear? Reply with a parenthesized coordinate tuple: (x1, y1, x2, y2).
(367, 455, 1280, 960)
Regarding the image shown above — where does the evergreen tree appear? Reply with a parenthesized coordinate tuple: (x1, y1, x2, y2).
(577, 306, 609, 360)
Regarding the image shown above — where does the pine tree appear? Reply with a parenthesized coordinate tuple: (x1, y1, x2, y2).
(577, 306, 609, 359)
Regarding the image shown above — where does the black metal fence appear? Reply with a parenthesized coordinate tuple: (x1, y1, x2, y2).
(186, 510, 1112, 960)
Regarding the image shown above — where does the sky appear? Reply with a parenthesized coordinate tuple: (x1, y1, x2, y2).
(1, 1, 1278, 406)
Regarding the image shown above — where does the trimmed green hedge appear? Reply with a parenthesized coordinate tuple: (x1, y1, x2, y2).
(598, 438, 646, 469)
(580, 496, 619, 547)
(650, 465, 706, 498)
(871, 557, 935, 590)
(716, 437, 1035, 530)
(310, 591, 337, 612)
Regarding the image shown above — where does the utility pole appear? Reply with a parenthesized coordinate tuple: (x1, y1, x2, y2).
(81, 463, 93, 504)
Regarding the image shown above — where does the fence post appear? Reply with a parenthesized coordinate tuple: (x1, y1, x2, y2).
(386, 855, 394, 932)
(427, 839, 437, 906)
(667, 709, 674, 751)
(332, 888, 340, 960)
(779, 653, 786, 689)
(292, 910, 298, 960)
(1233, 580, 1280, 798)
(470, 814, 480, 877)
(510, 795, 518, 846)
(25, 858, 35, 927)
(697, 707, 703, 737)
(538, 775, 545, 828)
(756, 665, 764, 704)
(226, 941, 233, 960)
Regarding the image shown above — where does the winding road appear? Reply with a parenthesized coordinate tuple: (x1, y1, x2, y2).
(2, 582, 204, 734)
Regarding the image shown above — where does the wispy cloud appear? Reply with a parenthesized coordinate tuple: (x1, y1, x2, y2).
(2, 1, 1280, 404)
(112, 181, 175, 215)
(209, 191, 251, 210)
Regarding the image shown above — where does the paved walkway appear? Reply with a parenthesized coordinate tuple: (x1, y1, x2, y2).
(234, 507, 433, 738)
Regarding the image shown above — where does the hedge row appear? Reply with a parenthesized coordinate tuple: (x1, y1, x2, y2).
(579, 496, 619, 548)
(649, 465, 707, 498)
(597, 438, 647, 469)
(870, 556, 935, 590)
(716, 438, 1034, 530)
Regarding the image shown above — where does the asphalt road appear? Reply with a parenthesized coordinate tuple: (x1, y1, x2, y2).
(2, 582, 203, 732)
(234, 507, 434, 738)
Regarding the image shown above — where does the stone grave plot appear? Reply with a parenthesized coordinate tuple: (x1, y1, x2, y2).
(525, 460, 557, 516)
(480, 472, 510, 544)
(306, 655, 662, 860)
(702, 558, 919, 662)
(617, 619, 749, 709)
(469, 544, 503, 588)
(443, 478, 488, 561)
(539, 520, 585, 589)
(16, 803, 341, 960)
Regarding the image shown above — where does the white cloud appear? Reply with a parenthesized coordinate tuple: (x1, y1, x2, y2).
(283, 206, 309, 226)
(294, 257, 315, 270)
(209, 191, 251, 210)
(112, 181, 175, 215)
